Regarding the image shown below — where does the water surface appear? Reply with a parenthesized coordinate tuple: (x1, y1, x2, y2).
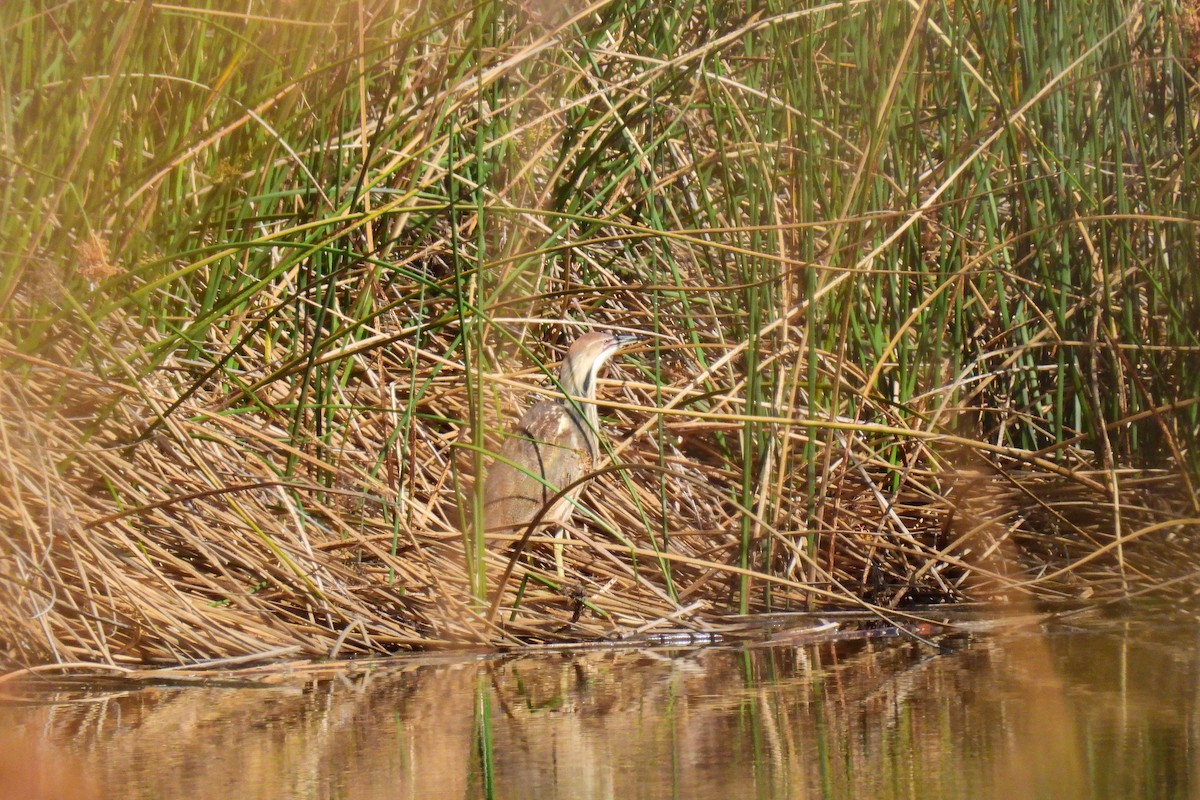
(2, 613, 1196, 799)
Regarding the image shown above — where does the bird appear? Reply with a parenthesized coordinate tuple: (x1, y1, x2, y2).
(482, 330, 640, 547)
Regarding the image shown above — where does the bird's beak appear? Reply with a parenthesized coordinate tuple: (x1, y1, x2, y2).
(612, 332, 642, 350)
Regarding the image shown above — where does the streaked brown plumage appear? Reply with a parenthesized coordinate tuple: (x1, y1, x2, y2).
(483, 331, 639, 535)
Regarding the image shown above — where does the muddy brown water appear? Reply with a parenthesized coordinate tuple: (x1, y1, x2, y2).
(1, 611, 1196, 799)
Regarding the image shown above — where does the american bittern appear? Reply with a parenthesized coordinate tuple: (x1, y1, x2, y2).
(483, 331, 640, 542)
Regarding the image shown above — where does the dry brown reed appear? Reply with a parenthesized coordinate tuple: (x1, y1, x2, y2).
(1, 305, 1196, 670)
(3, 1, 1199, 670)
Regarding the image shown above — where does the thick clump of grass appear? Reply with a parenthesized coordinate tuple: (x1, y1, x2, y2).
(1, 0, 1198, 667)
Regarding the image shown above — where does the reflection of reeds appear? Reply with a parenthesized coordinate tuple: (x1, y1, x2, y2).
(2, 663, 479, 800)
(5, 630, 1192, 799)
(2, 1, 1199, 666)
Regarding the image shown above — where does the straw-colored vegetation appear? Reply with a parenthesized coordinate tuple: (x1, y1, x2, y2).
(2, 0, 1198, 668)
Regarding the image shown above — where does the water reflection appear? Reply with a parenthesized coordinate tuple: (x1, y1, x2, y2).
(2, 617, 1197, 799)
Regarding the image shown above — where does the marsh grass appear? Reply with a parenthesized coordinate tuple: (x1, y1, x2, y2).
(1, 0, 1198, 667)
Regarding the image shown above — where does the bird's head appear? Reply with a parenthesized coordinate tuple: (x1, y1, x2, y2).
(558, 330, 640, 401)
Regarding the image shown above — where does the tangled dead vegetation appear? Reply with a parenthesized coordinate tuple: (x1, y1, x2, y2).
(2, 313, 1196, 669)
(3, 1, 1199, 670)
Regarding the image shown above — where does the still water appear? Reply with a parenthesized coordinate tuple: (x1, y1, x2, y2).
(2, 613, 1197, 799)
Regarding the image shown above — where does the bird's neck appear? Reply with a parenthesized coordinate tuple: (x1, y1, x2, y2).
(558, 366, 600, 456)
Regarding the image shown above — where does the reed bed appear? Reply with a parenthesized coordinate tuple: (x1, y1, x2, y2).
(1, 0, 1198, 667)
